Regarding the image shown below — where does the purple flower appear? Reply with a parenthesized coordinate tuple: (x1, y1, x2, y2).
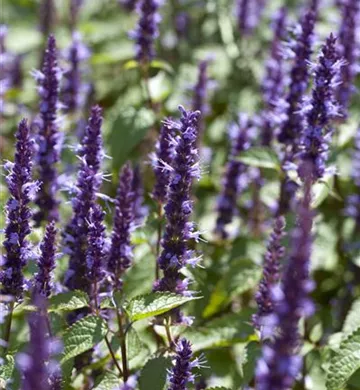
(277, 6, 316, 147)
(260, 7, 288, 146)
(63, 106, 104, 292)
(108, 163, 135, 291)
(131, 0, 162, 63)
(236, 0, 266, 36)
(215, 114, 253, 238)
(33, 34, 62, 225)
(152, 121, 176, 204)
(86, 204, 106, 303)
(298, 34, 344, 182)
(192, 60, 210, 137)
(154, 106, 201, 315)
(256, 166, 315, 390)
(117, 375, 138, 390)
(253, 216, 285, 334)
(168, 339, 201, 390)
(336, 0, 360, 117)
(62, 32, 90, 113)
(35, 221, 57, 297)
(1, 119, 36, 299)
(132, 164, 148, 225)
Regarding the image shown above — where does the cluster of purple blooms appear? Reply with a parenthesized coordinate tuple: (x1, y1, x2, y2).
(1, 0, 360, 388)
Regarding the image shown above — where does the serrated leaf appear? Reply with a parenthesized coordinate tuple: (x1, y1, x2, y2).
(93, 371, 121, 390)
(61, 315, 108, 363)
(237, 147, 281, 171)
(203, 260, 261, 318)
(326, 327, 360, 390)
(342, 299, 360, 339)
(108, 107, 155, 169)
(0, 355, 15, 382)
(183, 311, 255, 352)
(48, 291, 89, 313)
(125, 292, 202, 322)
(139, 357, 171, 390)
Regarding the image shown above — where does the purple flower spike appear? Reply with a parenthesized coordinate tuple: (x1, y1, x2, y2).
(299, 34, 344, 182)
(154, 107, 201, 318)
(237, 0, 266, 36)
(35, 221, 57, 298)
(62, 32, 90, 113)
(152, 121, 176, 204)
(277, 6, 316, 147)
(168, 339, 201, 390)
(33, 34, 62, 225)
(108, 163, 135, 291)
(337, 0, 360, 117)
(256, 166, 315, 390)
(215, 115, 253, 238)
(132, 0, 162, 63)
(63, 106, 104, 293)
(192, 60, 210, 137)
(253, 216, 286, 334)
(1, 119, 37, 299)
(86, 204, 106, 302)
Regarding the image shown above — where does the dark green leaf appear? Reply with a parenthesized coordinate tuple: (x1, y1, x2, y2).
(139, 357, 172, 390)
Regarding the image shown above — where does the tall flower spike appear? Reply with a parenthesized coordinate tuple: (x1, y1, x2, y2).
(192, 59, 209, 138)
(108, 163, 135, 291)
(34, 221, 57, 297)
(337, 0, 359, 117)
(298, 34, 344, 182)
(154, 107, 201, 312)
(132, 0, 162, 63)
(63, 105, 104, 293)
(277, 6, 316, 147)
(256, 164, 315, 390)
(260, 7, 288, 146)
(1, 119, 36, 299)
(152, 121, 176, 204)
(253, 216, 286, 334)
(236, 0, 266, 36)
(168, 339, 201, 390)
(33, 34, 62, 225)
(62, 32, 90, 113)
(86, 204, 106, 304)
(215, 114, 252, 239)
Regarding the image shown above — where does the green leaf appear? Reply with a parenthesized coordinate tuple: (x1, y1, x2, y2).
(61, 315, 108, 363)
(342, 299, 360, 339)
(93, 371, 121, 390)
(139, 356, 172, 390)
(150, 59, 174, 74)
(107, 107, 155, 169)
(183, 311, 255, 352)
(235, 341, 261, 385)
(311, 174, 335, 208)
(326, 327, 360, 390)
(125, 292, 202, 322)
(237, 147, 281, 171)
(0, 355, 15, 384)
(148, 71, 172, 102)
(48, 291, 89, 313)
(203, 259, 261, 318)
(123, 59, 139, 70)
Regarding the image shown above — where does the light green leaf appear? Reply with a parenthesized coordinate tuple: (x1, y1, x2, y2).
(342, 299, 360, 339)
(326, 327, 360, 390)
(203, 260, 261, 318)
(312, 174, 335, 208)
(237, 147, 281, 171)
(139, 357, 172, 390)
(148, 71, 172, 102)
(107, 107, 155, 169)
(150, 60, 174, 74)
(123, 59, 139, 70)
(61, 315, 108, 363)
(0, 355, 15, 383)
(93, 371, 121, 390)
(48, 291, 89, 313)
(125, 292, 202, 322)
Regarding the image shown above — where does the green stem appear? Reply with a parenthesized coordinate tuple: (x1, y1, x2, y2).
(1, 301, 14, 357)
(156, 202, 163, 281)
(116, 308, 129, 381)
(164, 318, 174, 350)
(104, 334, 123, 376)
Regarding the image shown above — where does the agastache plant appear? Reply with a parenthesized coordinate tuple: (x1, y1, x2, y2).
(168, 338, 201, 390)
(34, 221, 57, 297)
(215, 114, 252, 238)
(154, 106, 201, 321)
(1, 119, 37, 300)
(298, 34, 344, 182)
(132, 0, 162, 64)
(108, 163, 135, 291)
(256, 165, 315, 390)
(63, 105, 104, 293)
(336, 0, 360, 117)
(236, 0, 266, 36)
(253, 216, 286, 335)
(33, 34, 62, 225)
(69, 0, 84, 32)
(39, 0, 56, 36)
(132, 164, 147, 225)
